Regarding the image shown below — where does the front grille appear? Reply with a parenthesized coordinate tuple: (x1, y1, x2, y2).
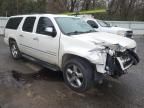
(115, 50, 128, 57)
(126, 31, 133, 38)
(115, 50, 134, 69)
(123, 58, 133, 68)
(119, 54, 133, 68)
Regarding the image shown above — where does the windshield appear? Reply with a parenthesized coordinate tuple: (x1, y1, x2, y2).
(55, 17, 96, 35)
(97, 20, 111, 27)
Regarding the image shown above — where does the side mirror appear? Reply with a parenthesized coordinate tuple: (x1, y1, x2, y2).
(45, 27, 53, 33)
(45, 27, 57, 37)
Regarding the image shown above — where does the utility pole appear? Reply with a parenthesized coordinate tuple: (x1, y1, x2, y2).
(16, 0, 19, 15)
(106, 0, 110, 10)
(6, 11, 7, 17)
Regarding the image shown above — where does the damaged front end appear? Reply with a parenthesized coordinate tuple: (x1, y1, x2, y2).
(105, 49, 139, 77)
(90, 43, 140, 79)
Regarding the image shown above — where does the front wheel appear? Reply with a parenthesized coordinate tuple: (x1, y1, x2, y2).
(63, 58, 94, 92)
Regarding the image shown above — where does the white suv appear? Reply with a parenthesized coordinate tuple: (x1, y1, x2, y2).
(4, 14, 139, 92)
(80, 15, 133, 38)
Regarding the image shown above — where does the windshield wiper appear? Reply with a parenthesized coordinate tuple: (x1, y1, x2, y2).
(66, 31, 85, 35)
(66, 30, 96, 35)
(84, 30, 96, 33)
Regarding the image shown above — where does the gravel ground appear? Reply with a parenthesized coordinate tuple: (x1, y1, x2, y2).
(0, 36, 144, 108)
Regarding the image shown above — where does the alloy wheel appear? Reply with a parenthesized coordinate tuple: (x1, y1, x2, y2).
(66, 64, 84, 88)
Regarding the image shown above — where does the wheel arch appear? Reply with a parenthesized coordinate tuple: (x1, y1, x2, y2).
(9, 37, 16, 45)
(61, 53, 95, 71)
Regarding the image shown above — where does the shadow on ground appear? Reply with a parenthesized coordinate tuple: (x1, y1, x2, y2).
(12, 68, 64, 83)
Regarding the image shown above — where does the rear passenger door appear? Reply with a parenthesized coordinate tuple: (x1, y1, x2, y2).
(19, 17, 39, 57)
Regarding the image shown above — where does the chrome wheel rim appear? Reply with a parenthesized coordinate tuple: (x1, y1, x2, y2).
(66, 64, 84, 88)
(11, 44, 18, 58)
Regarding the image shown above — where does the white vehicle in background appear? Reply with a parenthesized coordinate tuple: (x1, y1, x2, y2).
(80, 15, 133, 38)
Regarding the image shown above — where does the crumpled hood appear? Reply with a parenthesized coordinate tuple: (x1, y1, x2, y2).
(72, 32, 136, 49)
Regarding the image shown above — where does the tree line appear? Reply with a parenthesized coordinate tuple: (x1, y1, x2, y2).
(0, 0, 144, 21)
(107, 0, 144, 21)
(0, 0, 47, 16)
(0, 0, 106, 16)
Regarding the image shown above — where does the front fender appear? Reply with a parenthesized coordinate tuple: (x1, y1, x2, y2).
(59, 46, 106, 68)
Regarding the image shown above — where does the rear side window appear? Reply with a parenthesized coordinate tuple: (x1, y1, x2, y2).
(22, 17, 36, 32)
(6, 17, 23, 29)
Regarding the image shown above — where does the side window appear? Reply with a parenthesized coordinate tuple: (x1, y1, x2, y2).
(22, 17, 36, 32)
(87, 20, 98, 28)
(6, 17, 23, 29)
(36, 17, 56, 35)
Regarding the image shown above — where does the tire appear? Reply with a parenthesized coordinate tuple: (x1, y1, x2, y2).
(9, 40, 21, 60)
(63, 58, 94, 92)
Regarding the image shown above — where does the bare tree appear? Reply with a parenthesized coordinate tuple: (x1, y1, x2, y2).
(107, 0, 142, 20)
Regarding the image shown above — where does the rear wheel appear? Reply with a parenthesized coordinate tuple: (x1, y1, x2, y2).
(9, 40, 21, 59)
(63, 58, 94, 92)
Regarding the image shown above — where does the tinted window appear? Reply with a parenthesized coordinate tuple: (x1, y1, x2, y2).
(87, 20, 98, 28)
(36, 17, 55, 35)
(22, 17, 36, 32)
(6, 17, 23, 29)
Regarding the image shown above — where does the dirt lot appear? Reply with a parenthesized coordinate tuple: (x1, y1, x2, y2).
(0, 36, 144, 108)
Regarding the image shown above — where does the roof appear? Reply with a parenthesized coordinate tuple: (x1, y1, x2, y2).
(10, 14, 80, 18)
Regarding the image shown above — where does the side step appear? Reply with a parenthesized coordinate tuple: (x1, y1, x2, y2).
(22, 54, 60, 71)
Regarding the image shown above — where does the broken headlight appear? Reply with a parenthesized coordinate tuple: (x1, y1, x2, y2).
(107, 44, 126, 52)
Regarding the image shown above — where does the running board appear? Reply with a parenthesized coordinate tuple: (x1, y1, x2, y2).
(22, 54, 60, 71)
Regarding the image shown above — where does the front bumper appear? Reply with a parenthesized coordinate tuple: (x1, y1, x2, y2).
(96, 49, 139, 77)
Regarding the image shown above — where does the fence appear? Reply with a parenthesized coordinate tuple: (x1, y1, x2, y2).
(0, 17, 9, 35)
(0, 17, 144, 35)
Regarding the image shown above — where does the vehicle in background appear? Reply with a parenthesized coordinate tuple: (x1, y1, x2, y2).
(4, 14, 139, 92)
(79, 15, 133, 38)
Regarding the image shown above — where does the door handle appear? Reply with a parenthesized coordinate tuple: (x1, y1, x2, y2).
(19, 35, 24, 37)
(33, 37, 39, 41)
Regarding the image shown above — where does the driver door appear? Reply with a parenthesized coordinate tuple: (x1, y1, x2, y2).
(34, 17, 60, 65)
